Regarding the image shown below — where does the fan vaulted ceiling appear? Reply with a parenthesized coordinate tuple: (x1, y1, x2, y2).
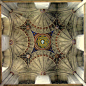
(2, 2, 84, 84)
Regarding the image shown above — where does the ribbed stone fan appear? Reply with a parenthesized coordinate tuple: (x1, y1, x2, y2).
(52, 28, 74, 55)
(28, 9, 55, 33)
(11, 57, 27, 75)
(13, 3, 37, 18)
(67, 44, 78, 71)
(10, 29, 28, 56)
(15, 3, 56, 33)
(68, 52, 77, 71)
(57, 57, 75, 81)
(28, 50, 57, 81)
(57, 9, 75, 26)
(57, 7, 83, 30)
(10, 12, 26, 27)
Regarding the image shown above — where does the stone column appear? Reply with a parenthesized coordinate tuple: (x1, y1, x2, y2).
(68, 74, 81, 84)
(76, 66, 84, 80)
(1, 69, 19, 85)
(67, 66, 85, 86)
(68, 1, 84, 17)
(75, 5, 84, 17)
(2, 67, 10, 81)
(74, 73, 85, 86)
(1, 6, 9, 18)
(5, 74, 19, 84)
(1, 73, 12, 85)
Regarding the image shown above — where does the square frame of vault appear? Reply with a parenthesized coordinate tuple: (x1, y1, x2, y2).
(0, 0, 85, 86)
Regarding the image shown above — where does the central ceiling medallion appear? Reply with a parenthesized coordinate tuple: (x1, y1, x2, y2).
(35, 34, 51, 50)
